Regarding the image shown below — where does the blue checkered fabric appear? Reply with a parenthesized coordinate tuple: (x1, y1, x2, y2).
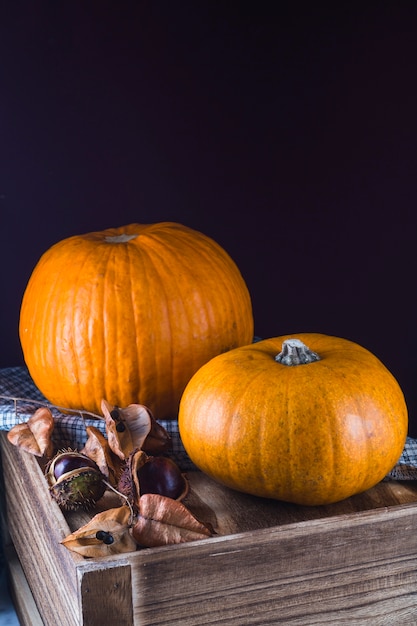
(0, 366, 196, 471)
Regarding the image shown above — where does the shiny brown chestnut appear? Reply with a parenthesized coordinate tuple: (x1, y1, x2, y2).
(46, 451, 107, 510)
(137, 456, 189, 501)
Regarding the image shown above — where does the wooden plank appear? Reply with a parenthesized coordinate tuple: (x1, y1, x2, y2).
(130, 505, 417, 625)
(79, 561, 133, 626)
(5, 544, 44, 626)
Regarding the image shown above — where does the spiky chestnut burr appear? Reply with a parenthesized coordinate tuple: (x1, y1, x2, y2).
(46, 450, 107, 511)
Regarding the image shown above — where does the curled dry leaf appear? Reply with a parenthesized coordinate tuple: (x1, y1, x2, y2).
(132, 493, 213, 548)
(140, 416, 171, 455)
(81, 426, 124, 487)
(101, 399, 152, 460)
(101, 399, 171, 459)
(61, 506, 137, 557)
(7, 407, 54, 459)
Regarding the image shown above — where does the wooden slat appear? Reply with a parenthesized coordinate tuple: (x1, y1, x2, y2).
(130, 505, 417, 624)
(5, 544, 44, 626)
(79, 562, 133, 626)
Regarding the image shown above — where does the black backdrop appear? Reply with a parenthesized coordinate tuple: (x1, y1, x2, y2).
(1, 2, 417, 434)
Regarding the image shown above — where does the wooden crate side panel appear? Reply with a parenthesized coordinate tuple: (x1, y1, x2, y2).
(1, 432, 81, 626)
(4, 544, 44, 626)
(128, 506, 417, 625)
(78, 562, 133, 626)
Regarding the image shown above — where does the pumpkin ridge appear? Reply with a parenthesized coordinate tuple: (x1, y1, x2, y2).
(128, 238, 164, 412)
(23, 254, 61, 386)
(114, 241, 140, 406)
(75, 241, 111, 409)
(254, 364, 292, 495)
(136, 235, 195, 407)
(228, 366, 274, 488)
(351, 389, 378, 493)
(162, 229, 253, 347)
(149, 244, 179, 411)
(47, 246, 75, 407)
(200, 243, 252, 348)
(285, 367, 300, 501)
(124, 241, 144, 405)
(306, 361, 353, 502)
(92, 243, 110, 407)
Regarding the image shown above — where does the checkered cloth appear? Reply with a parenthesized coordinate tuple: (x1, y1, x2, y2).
(0, 366, 196, 471)
(1, 366, 416, 480)
(385, 440, 417, 480)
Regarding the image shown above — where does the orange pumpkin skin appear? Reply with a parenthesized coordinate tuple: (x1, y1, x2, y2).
(178, 333, 408, 505)
(19, 223, 253, 418)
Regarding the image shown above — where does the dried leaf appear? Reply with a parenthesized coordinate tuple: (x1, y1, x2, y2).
(81, 426, 124, 486)
(7, 407, 54, 458)
(7, 423, 34, 452)
(142, 417, 172, 455)
(61, 506, 137, 557)
(121, 403, 154, 448)
(132, 493, 213, 547)
(101, 399, 152, 460)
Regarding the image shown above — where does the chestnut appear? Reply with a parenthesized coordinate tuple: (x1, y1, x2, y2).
(51, 452, 100, 480)
(46, 451, 107, 511)
(137, 456, 188, 501)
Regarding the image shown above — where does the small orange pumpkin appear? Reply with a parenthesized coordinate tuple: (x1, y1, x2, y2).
(19, 223, 253, 418)
(178, 333, 408, 505)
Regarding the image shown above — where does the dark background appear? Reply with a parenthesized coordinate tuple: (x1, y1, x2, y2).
(1, 2, 417, 434)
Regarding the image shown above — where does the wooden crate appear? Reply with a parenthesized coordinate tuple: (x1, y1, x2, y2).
(2, 430, 417, 626)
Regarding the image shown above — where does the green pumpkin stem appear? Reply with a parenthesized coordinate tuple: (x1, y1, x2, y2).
(275, 338, 320, 366)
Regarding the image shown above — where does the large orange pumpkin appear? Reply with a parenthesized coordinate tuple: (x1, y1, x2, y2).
(19, 222, 254, 418)
(178, 333, 408, 505)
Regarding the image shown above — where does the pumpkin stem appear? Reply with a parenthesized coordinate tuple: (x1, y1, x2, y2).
(275, 338, 320, 366)
(104, 234, 138, 243)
